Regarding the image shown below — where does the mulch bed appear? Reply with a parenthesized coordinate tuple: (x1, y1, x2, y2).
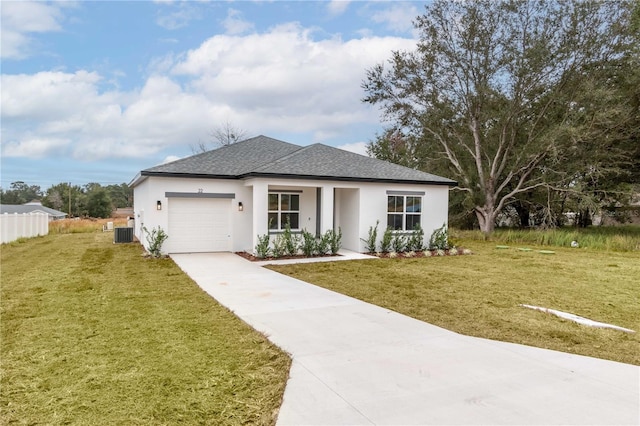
(370, 248, 471, 258)
(236, 248, 471, 262)
(235, 252, 341, 262)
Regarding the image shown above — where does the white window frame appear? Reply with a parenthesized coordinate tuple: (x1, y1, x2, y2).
(268, 192, 300, 231)
(387, 194, 422, 232)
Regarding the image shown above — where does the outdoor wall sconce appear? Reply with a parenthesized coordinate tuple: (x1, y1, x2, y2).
(238, 202, 244, 212)
(156, 200, 162, 211)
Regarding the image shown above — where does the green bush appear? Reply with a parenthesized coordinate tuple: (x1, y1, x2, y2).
(391, 233, 406, 253)
(429, 223, 448, 250)
(255, 233, 270, 258)
(272, 235, 285, 258)
(362, 221, 379, 253)
(300, 229, 317, 257)
(380, 227, 393, 253)
(143, 226, 168, 258)
(327, 228, 342, 255)
(282, 221, 300, 256)
(406, 224, 425, 251)
(316, 232, 331, 255)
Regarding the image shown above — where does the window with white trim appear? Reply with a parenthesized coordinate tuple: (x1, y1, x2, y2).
(387, 195, 422, 231)
(268, 193, 300, 230)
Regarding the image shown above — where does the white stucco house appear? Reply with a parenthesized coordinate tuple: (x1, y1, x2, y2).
(130, 135, 456, 254)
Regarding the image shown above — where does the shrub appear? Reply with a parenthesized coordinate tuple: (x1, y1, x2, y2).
(392, 233, 406, 253)
(380, 227, 393, 253)
(272, 235, 285, 258)
(143, 226, 168, 258)
(316, 232, 330, 255)
(255, 233, 270, 258)
(326, 228, 342, 255)
(300, 229, 317, 257)
(429, 223, 448, 250)
(406, 224, 425, 251)
(362, 221, 379, 253)
(282, 221, 300, 256)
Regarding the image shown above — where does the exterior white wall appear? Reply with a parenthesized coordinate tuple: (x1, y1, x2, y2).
(133, 177, 252, 253)
(134, 175, 450, 254)
(356, 182, 450, 252)
(335, 188, 360, 251)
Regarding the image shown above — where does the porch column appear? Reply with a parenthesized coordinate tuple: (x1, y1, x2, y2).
(252, 181, 268, 253)
(320, 185, 335, 234)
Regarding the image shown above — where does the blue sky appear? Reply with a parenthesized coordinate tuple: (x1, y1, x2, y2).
(1, 1, 423, 190)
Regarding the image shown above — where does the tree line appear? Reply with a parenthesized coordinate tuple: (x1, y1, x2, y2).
(363, 0, 640, 233)
(0, 181, 133, 219)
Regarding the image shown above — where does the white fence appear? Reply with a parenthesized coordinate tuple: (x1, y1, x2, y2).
(0, 212, 49, 244)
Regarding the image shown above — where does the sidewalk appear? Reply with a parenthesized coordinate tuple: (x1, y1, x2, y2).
(171, 252, 640, 425)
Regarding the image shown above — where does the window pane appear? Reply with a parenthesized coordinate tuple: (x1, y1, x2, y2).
(290, 194, 299, 211)
(268, 194, 278, 210)
(406, 197, 421, 213)
(281, 194, 290, 211)
(387, 196, 403, 213)
(387, 214, 403, 230)
(268, 213, 278, 229)
(282, 213, 299, 229)
(406, 214, 421, 230)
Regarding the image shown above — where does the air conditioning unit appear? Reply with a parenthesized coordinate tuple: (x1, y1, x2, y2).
(114, 227, 133, 243)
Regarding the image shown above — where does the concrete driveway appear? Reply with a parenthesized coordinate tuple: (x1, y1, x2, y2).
(171, 252, 639, 425)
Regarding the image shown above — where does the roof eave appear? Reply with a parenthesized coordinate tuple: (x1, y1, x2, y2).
(242, 172, 458, 186)
(139, 171, 240, 181)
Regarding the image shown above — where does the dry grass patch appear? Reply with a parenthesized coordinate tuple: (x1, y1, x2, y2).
(2, 233, 290, 425)
(269, 240, 639, 365)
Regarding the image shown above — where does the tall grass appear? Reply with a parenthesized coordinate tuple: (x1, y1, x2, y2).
(49, 218, 128, 234)
(451, 225, 640, 251)
(449, 225, 640, 251)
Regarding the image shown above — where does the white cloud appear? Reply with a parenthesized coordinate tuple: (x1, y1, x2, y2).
(162, 155, 182, 164)
(371, 3, 419, 34)
(1, 26, 415, 163)
(2, 137, 71, 158)
(337, 141, 369, 156)
(222, 8, 254, 35)
(0, 2, 65, 59)
(327, 1, 350, 17)
(171, 24, 415, 139)
(156, 3, 201, 30)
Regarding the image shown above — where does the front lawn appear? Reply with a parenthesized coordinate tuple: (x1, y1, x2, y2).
(1, 233, 291, 425)
(269, 241, 639, 365)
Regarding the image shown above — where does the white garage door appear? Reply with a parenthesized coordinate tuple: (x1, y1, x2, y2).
(167, 198, 231, 253)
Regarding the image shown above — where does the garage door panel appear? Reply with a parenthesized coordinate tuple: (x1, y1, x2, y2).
(168, 198, 231, 253)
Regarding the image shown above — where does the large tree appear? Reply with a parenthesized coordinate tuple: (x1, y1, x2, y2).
(191, 120, 249, 154)
(363, 0, 636, 233)
(0, 181, 43, 205)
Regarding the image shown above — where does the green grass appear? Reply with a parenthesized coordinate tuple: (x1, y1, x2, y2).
(269, 240, 640, 365)
(452, 225, 640, 251)
(1, 233, 291, 425)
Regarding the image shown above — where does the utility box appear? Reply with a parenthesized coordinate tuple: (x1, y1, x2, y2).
(114, 227, 133, 243)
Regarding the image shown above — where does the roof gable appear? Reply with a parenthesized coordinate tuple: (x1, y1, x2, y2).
(251, 143, 455, 184)
(138, 135, 456, 186)
(143, 135, 301, 177)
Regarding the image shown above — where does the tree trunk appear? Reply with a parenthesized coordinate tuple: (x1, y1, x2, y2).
(475, 206, 496, 234)
(514, 201, 531, 228)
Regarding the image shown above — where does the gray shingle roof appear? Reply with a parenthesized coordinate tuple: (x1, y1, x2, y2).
(139, 135, 456, 186)
(0, 204, 67, 218)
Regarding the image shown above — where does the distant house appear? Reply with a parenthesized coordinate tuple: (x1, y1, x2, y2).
(130, 135, 457, 254)
(0, 201, 67, 221)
